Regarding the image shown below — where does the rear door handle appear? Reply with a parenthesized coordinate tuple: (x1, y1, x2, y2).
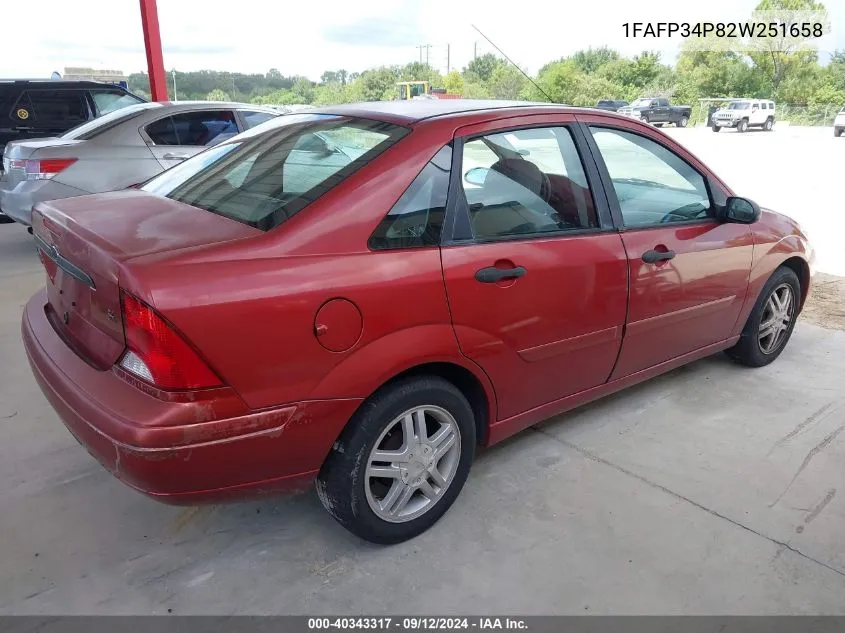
(642, 249, 676, 264)
(162, 153, 190, 160)
(475, 266, 527, 283)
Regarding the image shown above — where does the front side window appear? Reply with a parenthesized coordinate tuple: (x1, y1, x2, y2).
(459, 126, 598, 240)
(590, 127, 711, 228)
(145, 110, 239, 147)
(90, 90, 145, 115)
(369, 145, 452, 250)
(141, 114, 408, 231)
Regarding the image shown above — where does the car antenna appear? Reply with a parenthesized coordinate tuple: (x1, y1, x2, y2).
(471, 24, 555, 104)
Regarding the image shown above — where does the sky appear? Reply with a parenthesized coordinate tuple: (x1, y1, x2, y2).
(2, 0, 844, 81)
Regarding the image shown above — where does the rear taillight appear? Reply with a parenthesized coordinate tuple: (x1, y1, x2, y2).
(118, 292, 222, 391)
(25, 158, 77, 180)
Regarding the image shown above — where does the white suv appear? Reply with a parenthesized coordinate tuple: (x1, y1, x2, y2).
(835, 106, 845, 138)
(712, 99, 776, 133)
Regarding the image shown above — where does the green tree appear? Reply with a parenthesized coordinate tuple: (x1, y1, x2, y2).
(347, 67, 399, 101)
(462, 82, 491, 99)
(206, 88, 230, 101)
(488, 64, 528, 100)
(444, 70, 465, 94)
(748, 0, 828, 94)
(291, 77, 316, 103)
(572, 47, 620, 74)
(464, 53, 503, 83)
(530, 60, 579, 103)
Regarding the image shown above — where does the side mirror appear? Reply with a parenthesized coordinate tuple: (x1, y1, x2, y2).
(464, 166, 489, 187)
(724, 196, 761, 224)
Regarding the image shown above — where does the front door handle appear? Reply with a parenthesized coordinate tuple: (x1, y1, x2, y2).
(642, 249, 676, 264)
(475, 266, 527, 283)
(162, 153, 190, 160)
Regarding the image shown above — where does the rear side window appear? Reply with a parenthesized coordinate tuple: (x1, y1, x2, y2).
(0, 87, 16, 119)
(146, 111, 239, 147)
(369, 145, 452, 250)
(141, 114, 409, 231)
(241, 110, 277, 129)
(19, 90, 88, 123)
(62, 102, 160, 140)
(90, 90, 144, 115)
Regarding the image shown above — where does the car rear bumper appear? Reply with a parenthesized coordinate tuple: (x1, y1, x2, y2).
(22, 289, 362, 504)
(0, 179, 88, 226)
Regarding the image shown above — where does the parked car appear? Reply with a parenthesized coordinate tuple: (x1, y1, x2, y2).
(595, 100, 629, 112)
(618, 97, 692, 127)
(834, 105, 845, 137)
(712, 99, 776, 133)
(0, 101, 281, 225)
(22, 101, 814, 544)
(0, 79, 147, 223)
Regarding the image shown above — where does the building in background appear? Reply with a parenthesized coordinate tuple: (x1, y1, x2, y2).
(61, 67, 128, 88)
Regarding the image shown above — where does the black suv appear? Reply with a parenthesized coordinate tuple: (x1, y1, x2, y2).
(1, 80, 146, 157)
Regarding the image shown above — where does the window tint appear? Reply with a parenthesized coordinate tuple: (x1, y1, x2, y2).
(460, 126, 598, 240)
(369, 145, 452, 250)
(90, 90, 144, 115)
(590, 127, 711, 228)
(242, 110, 277, 129)
(62, 102, 160, 140)
(658, 98, 669, 107)
(145, 110, 239, 146)
(141, 114, 408, 231)
(22, 90, 87, 123)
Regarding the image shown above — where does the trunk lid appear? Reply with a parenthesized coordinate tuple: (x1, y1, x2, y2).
(1, 138, 86, 184)
(32, 190, 259, 369)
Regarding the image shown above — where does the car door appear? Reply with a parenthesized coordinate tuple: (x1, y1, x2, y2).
(578, 114, 754, 378)
(143, 109, 239, 169)
(440, 115, 628, 419)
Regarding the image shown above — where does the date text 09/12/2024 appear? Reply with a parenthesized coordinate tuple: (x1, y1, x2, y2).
(622, 22, 824, 38)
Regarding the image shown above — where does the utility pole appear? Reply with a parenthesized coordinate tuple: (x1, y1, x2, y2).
(171, 69, 177, 101)
(417, 44, 431, 66)
(474, 42, 477, 59)
(447, 44, 450, 73)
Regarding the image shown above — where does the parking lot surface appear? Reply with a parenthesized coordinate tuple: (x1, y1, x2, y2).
(1, 126, 845, 614)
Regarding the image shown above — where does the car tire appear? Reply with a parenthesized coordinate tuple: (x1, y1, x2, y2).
(725, 266, 801, 368)
(835, 127, 843, 138)
(764, 117, 774, 131)
(737, 119, 748, 133)
(316, 375, 476, 544)
(712, 124, 721, 132)
(677, 116, 688, 128)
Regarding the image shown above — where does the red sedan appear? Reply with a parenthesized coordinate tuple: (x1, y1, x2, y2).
(22, 101, 813, 544)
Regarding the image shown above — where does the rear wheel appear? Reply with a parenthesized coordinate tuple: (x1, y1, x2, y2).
(677, 116, 689, 128)
(764, 117, 774, 131)
(725, 267, 800, 367)
(737, 119, 749, 133)
(316, 376, 476, 544)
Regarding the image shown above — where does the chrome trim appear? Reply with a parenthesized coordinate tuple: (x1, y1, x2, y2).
(33, 233, 96, 289)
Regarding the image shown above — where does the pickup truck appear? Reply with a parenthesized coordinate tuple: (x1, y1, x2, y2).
(618, 97, 693, 127)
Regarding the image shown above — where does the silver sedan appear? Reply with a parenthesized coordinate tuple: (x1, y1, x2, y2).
(0, 101, 281, 225)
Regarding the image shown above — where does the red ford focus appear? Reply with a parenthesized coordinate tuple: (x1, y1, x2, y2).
(22, 101, 813, 543)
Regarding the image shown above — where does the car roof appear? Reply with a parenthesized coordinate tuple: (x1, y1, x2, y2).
(0, 79, 132, 90)
(302, 100, 585, 125)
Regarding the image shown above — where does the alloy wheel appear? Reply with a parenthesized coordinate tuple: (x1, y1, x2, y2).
(758, 283, 794, 355)
(364, 405, 461, 523)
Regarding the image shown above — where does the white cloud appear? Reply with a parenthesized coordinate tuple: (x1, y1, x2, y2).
(2, 0, 843, 81)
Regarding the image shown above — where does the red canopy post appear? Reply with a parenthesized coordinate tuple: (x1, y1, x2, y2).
(139, 0, 168, 101)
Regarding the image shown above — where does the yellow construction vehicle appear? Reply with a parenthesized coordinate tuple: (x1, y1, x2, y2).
(396, 80, 430, 100)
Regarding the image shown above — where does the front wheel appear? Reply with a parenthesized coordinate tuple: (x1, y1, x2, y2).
(316, 376, 476, 544)
(737, 119, 749, 133)
(835, 127, 843, 138)
(712, 124, 721, 132)
(677, 116, 688, 128)
(725, 267, 800, 367)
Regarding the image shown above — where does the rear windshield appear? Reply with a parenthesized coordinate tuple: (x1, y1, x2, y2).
(62, 102, 162, 140)
(140, 113, 409, 231)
